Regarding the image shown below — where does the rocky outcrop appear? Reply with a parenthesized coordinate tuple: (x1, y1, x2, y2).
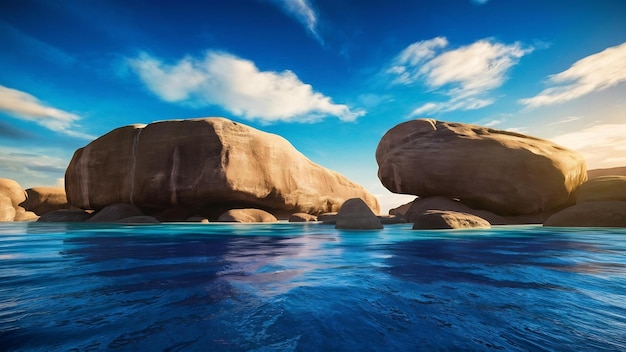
(20, 187, 70, 215)
(335, 198, 383, 230)
(217, 208, 278, 223)
(86, 203, 143, 223)
(388, 199, 415, 219)
(412, 210, 491, 230)
(588, 166, 626, 179)
(37, 209, 92, 222)
(376, 119, 587, 215)
(65, 118, 379, 216)
(289, 213, 318, 222)
(576, 176, 626, 203)
(0, 178, 37, 222)
(544, 201, 626, 227)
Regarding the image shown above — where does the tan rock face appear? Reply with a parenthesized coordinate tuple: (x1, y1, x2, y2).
(0, 178, 27, 221)
(412, 210, 491, 230)
(588, 166, 626, 179)
(66, 118, 379, 215)
(376, 119, 587, 215)
(21, 187, 69, 215)
(217, 208, 278, 223)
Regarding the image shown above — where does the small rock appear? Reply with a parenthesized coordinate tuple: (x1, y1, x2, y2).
(217, 208, 278, 223)
(318, 212, 337, 224)
(289, 213, 318, 222)
(335, 198, 383, 230)
(21, 187, 69, 215)
(38, 209, 92, 222)
(185, 216, 209, 223)
(412, 210, 491, 230)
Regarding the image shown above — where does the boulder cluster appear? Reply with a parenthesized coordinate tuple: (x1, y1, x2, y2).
(2, 117, 625, 228)
(378, 119, 626, 228)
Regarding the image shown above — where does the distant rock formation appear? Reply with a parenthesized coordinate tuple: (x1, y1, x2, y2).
(587, 166, 626, 179)
(576, 176, 626, 203)
(412, 210, 491, 230)
(65, 117, 379, 218)
(376, 119, 587, 215)
(289, 213, 318, 222)
(544, 201, 626, 227)
(21, 187, 70, 215)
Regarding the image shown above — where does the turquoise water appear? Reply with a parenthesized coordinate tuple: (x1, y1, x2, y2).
(1, 222, 625, 351)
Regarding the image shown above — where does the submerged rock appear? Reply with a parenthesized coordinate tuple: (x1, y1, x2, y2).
(65, 117, 379, 216)
(376, 119, 587, 215)
(38, 209, 92, 222)
(116, 215, 160, 224)
(412, 210, 491, 230)
(217, 208, 278, 223)
(87, 203, 143, 223)
(544, 201, 626, 227)
(335, 198, 383, 230)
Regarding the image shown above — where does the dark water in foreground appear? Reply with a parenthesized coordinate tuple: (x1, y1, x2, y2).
(1, 223, 625, 351)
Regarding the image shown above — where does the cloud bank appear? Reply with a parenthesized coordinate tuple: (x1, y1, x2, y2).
(0, 85, 92, 139)
(520, 42, 626, 108)
(127, 51, 365, 123)
(387, 37, 533, 116)
(269, 0, 322, 44)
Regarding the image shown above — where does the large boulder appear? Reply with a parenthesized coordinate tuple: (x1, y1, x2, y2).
(65, 118, 379, 216)
(376, 119, 587, 215)
(576, 176, 626, 203)
(21, 187, 70, 215)
(544, 201, 626, 227)
(412, 210, 491, 230)
(335, 198, 383, 230)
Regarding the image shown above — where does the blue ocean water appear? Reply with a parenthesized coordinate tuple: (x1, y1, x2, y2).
(1, 222, 625, 351)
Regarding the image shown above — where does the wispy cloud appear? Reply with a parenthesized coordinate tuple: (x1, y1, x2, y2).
(549, 123, 626, 169)
(127, 51, 365, 123)
(0, 20, 76, 67)
(387, 37, 533, 116)
(545, 116, 581, 127)
(269, 0, 322, 44)
(0, 85, 93, 139)
(520, 42, 626, 108)
(471, 0, 489, 5)
(0, 146, 69, 187)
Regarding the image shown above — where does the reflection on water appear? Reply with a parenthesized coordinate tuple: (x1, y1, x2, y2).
(1, 223, 625, 351)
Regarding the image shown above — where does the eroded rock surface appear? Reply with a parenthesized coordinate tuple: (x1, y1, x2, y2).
(66, 118, 379, 216)
(335, 198, 383, 230)
(412, 210, 491, 230)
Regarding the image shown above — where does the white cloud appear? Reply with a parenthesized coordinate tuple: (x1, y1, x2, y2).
(270, 0, 322, 44)
(549, 123, 626, 169)
(389, 37, 533, 116)
(520, 42, 626, 108)
(128, 51, 365, 123)
(471, 0, 489, 5)
(0, 85, 94, 139)
(545, 116, 581, 127)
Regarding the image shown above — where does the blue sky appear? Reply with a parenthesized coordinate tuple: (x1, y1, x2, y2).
(1, 0, 625, 212)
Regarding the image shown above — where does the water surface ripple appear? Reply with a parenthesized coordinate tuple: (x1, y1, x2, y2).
(1, 223, 625, 351)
